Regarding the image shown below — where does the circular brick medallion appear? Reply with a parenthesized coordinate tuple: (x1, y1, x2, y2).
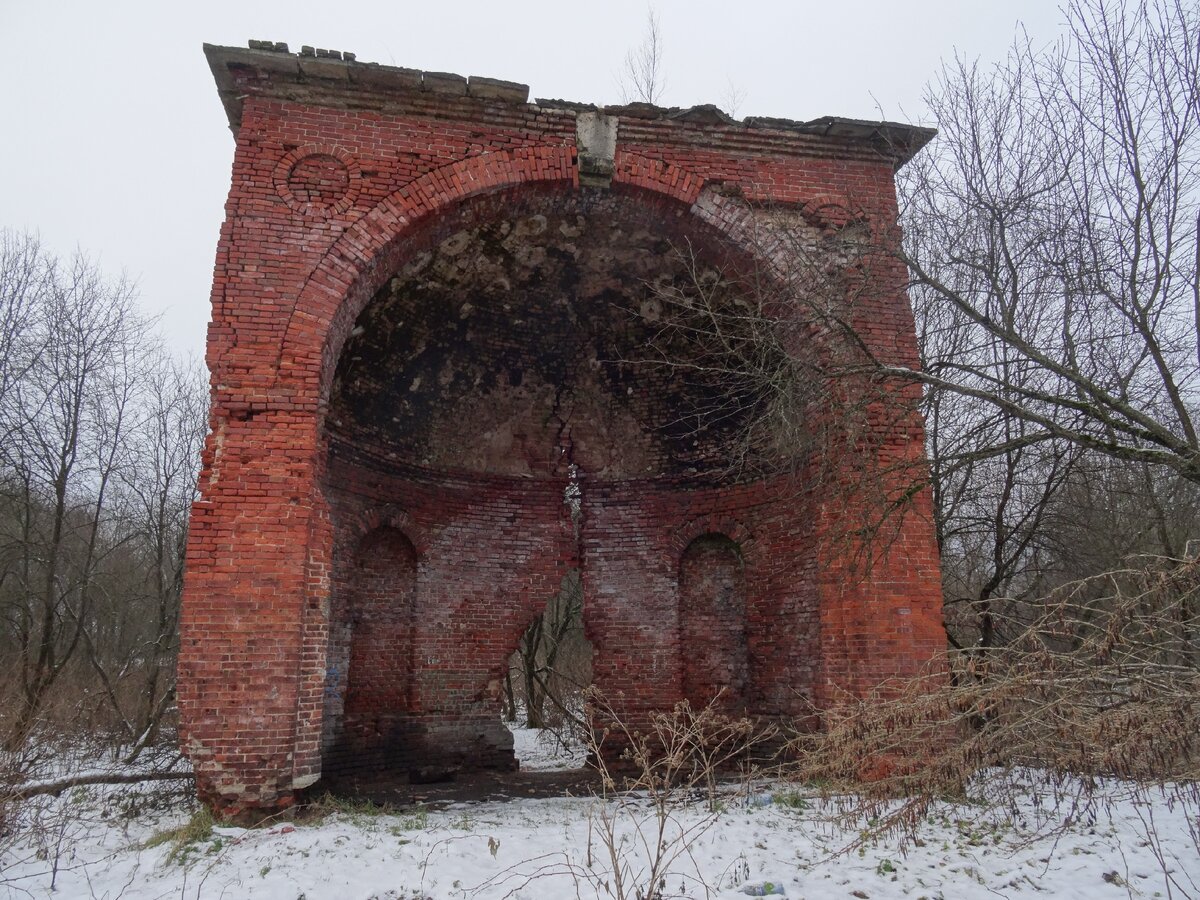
(274, 146, 361, 217)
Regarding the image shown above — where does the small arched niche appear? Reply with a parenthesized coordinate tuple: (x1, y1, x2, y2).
(679, 533, 748, 712)
(323, 525, 419, 781)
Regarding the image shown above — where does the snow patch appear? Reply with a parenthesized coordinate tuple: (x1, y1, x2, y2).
(507, 724, 588, 772)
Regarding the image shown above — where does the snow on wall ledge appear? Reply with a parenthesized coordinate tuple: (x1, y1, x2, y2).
(177, 42, 946, 822)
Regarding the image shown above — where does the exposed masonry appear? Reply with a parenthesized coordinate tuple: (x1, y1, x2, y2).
(178, 41, 945, 822)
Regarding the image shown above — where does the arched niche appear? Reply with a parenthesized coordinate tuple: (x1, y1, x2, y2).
(323, 525, 419, 780)
(679, 533, 749, 711)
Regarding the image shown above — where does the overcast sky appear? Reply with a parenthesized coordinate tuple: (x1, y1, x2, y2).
(1, 0, 1067, 359)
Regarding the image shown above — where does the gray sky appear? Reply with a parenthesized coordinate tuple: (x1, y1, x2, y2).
(1, 0, 1067, 359)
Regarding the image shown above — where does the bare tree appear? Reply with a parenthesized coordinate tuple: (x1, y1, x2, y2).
(0, 244, 155, 750)
(506, 570, 589, 731)
(0, 231, 45, 442)
(721, 78, 747, 120)
(83, 352, 207, 760)
(1046, 456, 1200, 571)
(896, 0, 1200, 652)
(897, 0, 1200, 484)
(620, 7, 667, 105)
(917, 252, 1087, 647)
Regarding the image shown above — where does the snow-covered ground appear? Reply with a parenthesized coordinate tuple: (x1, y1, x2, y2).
(508, 724, 588, 772)
(3, 763, 1197, 900)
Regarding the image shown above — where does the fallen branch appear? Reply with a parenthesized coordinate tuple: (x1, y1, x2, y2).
(7, 769, 193, 801)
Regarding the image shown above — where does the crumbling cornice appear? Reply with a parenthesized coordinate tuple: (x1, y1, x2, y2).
(204, 42, 935, 168)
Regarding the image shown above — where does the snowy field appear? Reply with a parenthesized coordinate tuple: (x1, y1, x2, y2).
(2, 733, 1197, 899)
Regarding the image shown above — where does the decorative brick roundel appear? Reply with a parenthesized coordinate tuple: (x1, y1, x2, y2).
(274, 146, 361, 217)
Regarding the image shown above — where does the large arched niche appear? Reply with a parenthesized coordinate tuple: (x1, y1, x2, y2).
(182, 50, 952, 819)
(315, 182, 809, 786)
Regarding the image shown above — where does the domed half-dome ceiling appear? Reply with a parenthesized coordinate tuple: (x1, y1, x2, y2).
(327, 189, 774, 481)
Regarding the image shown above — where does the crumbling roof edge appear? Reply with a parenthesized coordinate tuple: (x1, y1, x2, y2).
(204, 43, 936, 166)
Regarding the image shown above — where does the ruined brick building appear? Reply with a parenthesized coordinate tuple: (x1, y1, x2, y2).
(178, 42, 946, 819)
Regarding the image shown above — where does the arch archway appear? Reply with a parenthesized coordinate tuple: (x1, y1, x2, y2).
(179, 47, 947, 818)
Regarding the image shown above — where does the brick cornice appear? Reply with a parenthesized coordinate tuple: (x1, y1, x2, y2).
(204, 43, 934, 169)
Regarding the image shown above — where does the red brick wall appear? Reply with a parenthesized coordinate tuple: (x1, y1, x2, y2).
(179, 54, 945, 819)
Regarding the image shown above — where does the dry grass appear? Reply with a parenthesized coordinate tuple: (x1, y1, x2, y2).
(788, 554, 1200, 848)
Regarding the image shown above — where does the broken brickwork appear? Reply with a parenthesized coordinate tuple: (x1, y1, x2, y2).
(178, 42, 946, 819)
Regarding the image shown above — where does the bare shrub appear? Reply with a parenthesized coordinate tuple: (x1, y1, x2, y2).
(0, 734, 192, 892)
(579, 689, 777, 899)
(789, 553, 1200, 862)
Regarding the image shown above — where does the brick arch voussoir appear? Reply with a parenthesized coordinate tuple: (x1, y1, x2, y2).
(275, 146, 579, 406)
(613, 151, 706, 207)
(334, 504, 428, 560)
(669, 516, 756, 571)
